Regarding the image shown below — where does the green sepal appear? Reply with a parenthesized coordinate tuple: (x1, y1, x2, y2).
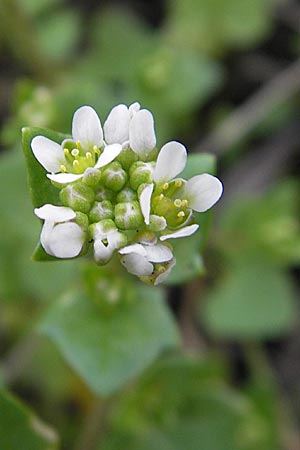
(22, 126, 70, 262)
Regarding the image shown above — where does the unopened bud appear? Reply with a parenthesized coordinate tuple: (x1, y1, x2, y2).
(116, 147, 138, 171)
(89, 200, 114, 223)
(129, 161, 154, 191)
(59, 182, 95, 214)
(101, 161, 127, 192)
(82, 167, 101, 186)
(115, 200, 144, 230)
(116, 187, 138, 203)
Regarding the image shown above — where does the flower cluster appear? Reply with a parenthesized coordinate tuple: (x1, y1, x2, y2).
(31, 102, 223, 284)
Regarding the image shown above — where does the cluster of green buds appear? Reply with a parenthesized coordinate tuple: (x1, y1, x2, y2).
(31, 103, 223, 285)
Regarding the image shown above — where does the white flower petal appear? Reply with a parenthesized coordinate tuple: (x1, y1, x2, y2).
(104, 104, 130, 144)
(185, 174, 223, 212)
(72, 106, 103, 148)
(34, 204, 76, 222)
(94, 143, 122, 168)
(119, 243, 147, 257)
(47, 173, 83, 184)
(154, 259, 176, 286)
(145, 243, 173, 263)
(94, 239, 114, 264)
(48, 222, 85, 258)
(107, 230, 125, 250)
(160, 224, 199, 241)
(153, 141, 187, 184)
(129, 109, 156, 157)
(120, 252, 153, 276)
(139, 183, 153, 225)
(31, 136, 65, 172)
(129, 102, 140, 116)
(40, 221, 55, 256)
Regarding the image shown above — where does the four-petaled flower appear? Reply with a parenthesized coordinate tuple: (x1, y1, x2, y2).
(34, 204, 86, 258)
(138, 141, 223, 238)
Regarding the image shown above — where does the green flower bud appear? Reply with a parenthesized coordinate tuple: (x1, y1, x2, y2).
(75, 211, 89, 230)
(89, 219, 116, 240)
(101, 161, 128, 192)
(95, 186, 116, 202)
(82, 167, 101, 186)
(89, 200, 114, 223)
(115, 200, 144, 230)
(116, 147, 138, 171)
(59, 182, 95, 214)
(129, 161, 155, 191)
(116, 187, 138, 203)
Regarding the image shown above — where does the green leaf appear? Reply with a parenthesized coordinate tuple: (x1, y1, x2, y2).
(0, 149, 77, 302)
(219, 179, 300, 267)
(22, 126, 68, 208)
(202, 262, 297, 339)
(40, 286, 179, 395)
(181, 153, 216, 178)
(22, 126, 69, 261)
(167, 232, 204, 285)
(0, 389, 58, 450)
(167, 153, 216, 284)
(101, 355, 279, 450)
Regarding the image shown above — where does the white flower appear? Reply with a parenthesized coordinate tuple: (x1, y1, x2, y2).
(139, 140, 223, 227)
(119, 241, 173, 277)
(31, 106, 122, 184)
(104, 102, 156, 158)
(34, 204, 86, 258)
(91, 220, 127, 265)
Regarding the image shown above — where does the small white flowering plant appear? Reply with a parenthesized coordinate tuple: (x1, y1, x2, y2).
(22, 102, 223, 285)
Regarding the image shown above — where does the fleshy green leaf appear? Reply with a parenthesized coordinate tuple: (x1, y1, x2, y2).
(39, 286, 179, 395)
(0, 389, 58, 450)
(22, 126, 68, 208)
(202, 262, 297, 339)
(22, 126, 69, 261)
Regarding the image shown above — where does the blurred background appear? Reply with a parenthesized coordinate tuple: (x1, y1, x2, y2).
(0, 0, 300, 449)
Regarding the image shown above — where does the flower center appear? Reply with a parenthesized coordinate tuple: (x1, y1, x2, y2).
(60, 141, 101, 174)
(151, 179, 191, 228)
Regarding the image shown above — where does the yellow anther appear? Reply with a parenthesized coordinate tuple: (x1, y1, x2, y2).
(177, 211, 185, 218)
(181, 199, 188, 208)
(175, 180, 182, 188)
(162, 183, 169, 190)
(60, 164, 67, 172)
(86, 152, 92, 160)
(93, 145, 100, 154)
(174, 199, 182, 208)
(76, 141, 82, 151)
(73, 160, 80, 168)
(158, 266, 166, 274)
(63, 148, 70, 156)
(71, 148, 79, 157)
